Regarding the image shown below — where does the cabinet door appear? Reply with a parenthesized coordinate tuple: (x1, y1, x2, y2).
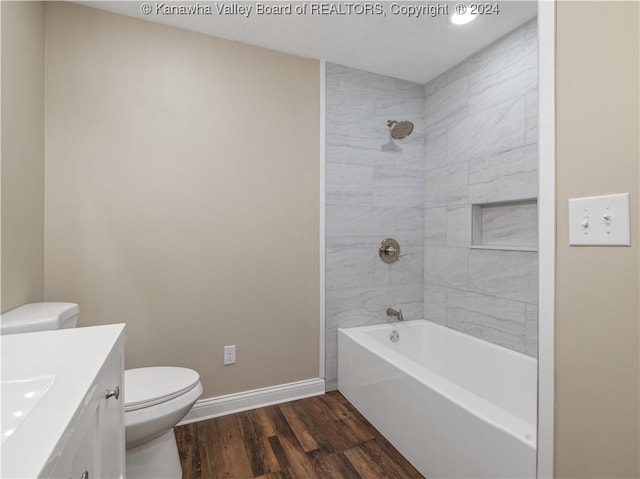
(97, 341, 125, 479)
(69, 396, 101, 479)
(47, 386, 101, 479)
(46, 334, 125, 479)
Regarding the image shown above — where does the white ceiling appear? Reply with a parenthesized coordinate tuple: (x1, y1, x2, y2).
(75, 1, 537, 84)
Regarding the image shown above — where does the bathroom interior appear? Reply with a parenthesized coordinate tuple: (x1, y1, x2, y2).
(2, 1, 639, 479)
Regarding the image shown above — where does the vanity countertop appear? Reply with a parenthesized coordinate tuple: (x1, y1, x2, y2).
(1, 324, 125, 478)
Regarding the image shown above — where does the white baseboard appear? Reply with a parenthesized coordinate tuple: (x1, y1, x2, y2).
(178, 378, 325, 425)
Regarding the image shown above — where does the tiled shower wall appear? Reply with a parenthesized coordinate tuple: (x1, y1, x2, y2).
(325, 63, 425, 389)
(422, 19, 539, 357)
(325, 19, 539, 389)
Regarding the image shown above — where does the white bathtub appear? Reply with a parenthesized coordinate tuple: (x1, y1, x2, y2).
(338, 319, 537, 479)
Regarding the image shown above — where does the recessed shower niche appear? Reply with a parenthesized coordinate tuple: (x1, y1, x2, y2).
(471, 199, 538, 251)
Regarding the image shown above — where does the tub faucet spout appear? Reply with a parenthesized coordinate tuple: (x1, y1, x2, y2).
(386, 308, 403, 321)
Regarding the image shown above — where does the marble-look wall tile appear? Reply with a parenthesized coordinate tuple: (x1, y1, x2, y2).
(325, 163, 374, 206)
(468, 66, 537, 116)
(480, 201, 538, 247)
(374, 169, 424, 208)
(424, 76, 469, 129)
(323, 235, 383, 250)
(375, 98, 426, 124)
(468, 143, 538, 203)
(468, 36, 538, 114)
(423, 20, 538, 356)
(326, 143, 395, 168)
(424, 207, 446, 245)
(483, 18, 532, 57)
(424, 246, 468, 289)
(446, 288, 527, 353)
(525, 304, 538, 357)
(424, 73, 447, 98)
(523, 16, 538, 41)
(446, 205, 471, 247)
(326, 163, 374, 187)
(393, 136, 428, 172)
(447, 97, 526, 164)
(326, 283, 424, 332)
(396, 207, 426, 246)
(325, 93, 375, 130)
(424, 127, 448, 170)
(326, 247, 375, 291)
(424, 162, 468, 207)
(424, 283, 447, 325)
(326, 205, 396, 240)
(445, 18, 534, 85)
(468, 249, 538, 304)
(326, 186, 374, 207)
(445, 55, 484, 86)
(326, 63, 425, 388)
(525, 88, 538, 146)
(326, 141, 424, 172)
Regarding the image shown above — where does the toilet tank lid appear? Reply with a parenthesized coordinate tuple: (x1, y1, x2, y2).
(0, 302, 79, 335)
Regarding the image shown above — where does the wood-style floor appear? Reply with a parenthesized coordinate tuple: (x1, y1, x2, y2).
(175, 391, 425, 479)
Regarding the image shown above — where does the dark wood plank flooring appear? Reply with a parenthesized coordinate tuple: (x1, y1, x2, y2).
(175, 391, 425, 479)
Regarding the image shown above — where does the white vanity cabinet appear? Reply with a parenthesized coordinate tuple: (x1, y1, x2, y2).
(1, 324, 126, 479)
(48, 334, 125, 479)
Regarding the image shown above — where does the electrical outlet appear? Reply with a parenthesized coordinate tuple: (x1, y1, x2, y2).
(223, 345, 236, 365)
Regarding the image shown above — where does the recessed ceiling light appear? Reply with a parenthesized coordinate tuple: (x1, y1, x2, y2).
(450, 9, 478, 25)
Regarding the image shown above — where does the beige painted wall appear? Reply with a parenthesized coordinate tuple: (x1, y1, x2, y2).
(555, 1, 640, 477)
(1, 1, 45, 313)
(44, 2, 320, 397)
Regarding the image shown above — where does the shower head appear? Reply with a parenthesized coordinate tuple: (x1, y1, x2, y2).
(387, 120, 414, 140)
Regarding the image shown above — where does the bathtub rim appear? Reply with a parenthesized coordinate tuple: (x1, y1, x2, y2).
(338, 319, 537, 449)
(340, 319, 537, 366)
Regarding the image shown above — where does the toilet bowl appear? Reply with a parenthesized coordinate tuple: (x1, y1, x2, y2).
(125, 367, 203, 479)
(0, 303, 202, 479)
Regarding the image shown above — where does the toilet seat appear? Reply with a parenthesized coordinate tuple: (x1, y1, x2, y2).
(124, 380, 203, 449)
(125, 367, 200, 412)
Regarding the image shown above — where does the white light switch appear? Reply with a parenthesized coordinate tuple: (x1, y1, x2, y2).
(568, 193, 630, 246)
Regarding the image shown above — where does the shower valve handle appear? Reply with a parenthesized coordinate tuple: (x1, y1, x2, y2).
(378, 238, 400, 264)
(382, 245, 397, 254)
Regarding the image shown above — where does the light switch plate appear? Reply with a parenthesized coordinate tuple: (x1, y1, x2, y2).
(568, 193, 630, 246)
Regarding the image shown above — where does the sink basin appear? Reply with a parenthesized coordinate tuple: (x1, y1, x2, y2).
(2, 375, 56, 444)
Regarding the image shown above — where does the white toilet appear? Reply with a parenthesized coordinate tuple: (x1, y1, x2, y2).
(0, 302, 203, 479)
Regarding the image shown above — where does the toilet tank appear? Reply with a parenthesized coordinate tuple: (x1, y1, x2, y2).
(0, 302, 80, 335)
